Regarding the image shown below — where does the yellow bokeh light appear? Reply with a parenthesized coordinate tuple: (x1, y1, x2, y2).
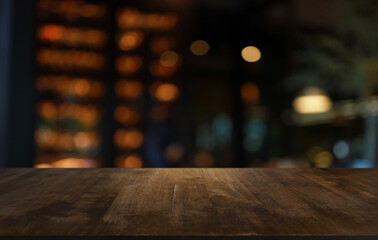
(190, 40, 209, 56)
(293, 87, 332, 114)
(241, 46, 261, 62)
(314, 151, 333, 168)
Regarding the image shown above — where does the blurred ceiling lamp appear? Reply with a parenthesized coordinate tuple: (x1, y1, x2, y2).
(190, 40, 209, 56)
(241, 46, 261, 62)
(293, 87, 332, 114)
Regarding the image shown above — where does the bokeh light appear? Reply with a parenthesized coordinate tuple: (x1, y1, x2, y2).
(241, 46, 261, 62)
(160, 50, 179, 67)
(115, 80, 144, 99)
(293, 87, 332, 114)
(152, 83, 179, 102)
(193, 151, 214, 167)
(114, 106, 140, 126)
(190, 40, 210, 56)
(116, 154, 143, 168)
(241, 82, 260, 105)
(114, 128, 144, 149)
(118, 31, 144, 51)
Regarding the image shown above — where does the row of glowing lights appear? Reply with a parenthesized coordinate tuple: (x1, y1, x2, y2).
(34, 144, 340, 168)
(34, 148, 214, 168)
(37, 48, 105, 71)
(115, 80, 179, 103)
(37, 24, 107, 49)
(38, 0, 107, 20)
(35, 155, 143, 168)
(35, 128, 100, 151)
(116, 8, 178, 31)
(38, 25, 177, 56)
(37, 102, 100, 128)
(35, 127, 143, 151)
(37, 100, 176, 128)
(118, 32, 177, 55)
(36, 75, 105, 99)
(115, 54, 180, 77)
(36, 49, 180, 77)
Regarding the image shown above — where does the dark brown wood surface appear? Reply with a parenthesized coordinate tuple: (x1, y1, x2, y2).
(0, 168, 377, 239)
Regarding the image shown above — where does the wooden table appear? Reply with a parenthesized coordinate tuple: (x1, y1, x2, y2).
(0, 168, 377, 239)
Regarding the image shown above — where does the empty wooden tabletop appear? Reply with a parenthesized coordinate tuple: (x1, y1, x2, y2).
(0, 168, 377, 239)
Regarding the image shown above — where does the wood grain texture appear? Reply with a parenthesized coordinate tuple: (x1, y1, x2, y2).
(0, 168, 377, 239)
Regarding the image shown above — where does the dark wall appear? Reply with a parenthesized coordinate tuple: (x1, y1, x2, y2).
(0, 0, 35, 167)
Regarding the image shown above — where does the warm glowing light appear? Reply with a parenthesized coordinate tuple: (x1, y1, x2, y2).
(58, 133, 74, 150)
(117, 154, 143, 168)
(115, 80, 143, 99)
(241, 82, 259, 105)
(34, 163, 52, 168)
(149, 60, 177, 77)
(116, 55, 143, 75)
(38, 101, 57, 119)
(190, 40, 209, 56)
(193, 152, 214, 167)
(38, 0, 107, 20)
(114, 128, 143, 149)
(37, 24, 107, 48)
(114, 106, 140, 125)
(241, 46, 261, 62)
(165, 143, 185, 163)
(52, 158, 98, 168)
(118, 31, 144, 51)
(160, 51, 179, 67)
(74, 79, 90, 96)
(37, 48, 105, 70)
(153, 83, 179, 102)
(314, 151, 333, 168)
(293, 87, 332, 114)
(117, 8, 177, 30)
(73, 132, 91, 149)
(36, 76, 105, 99)
(149, 36, 176, 55)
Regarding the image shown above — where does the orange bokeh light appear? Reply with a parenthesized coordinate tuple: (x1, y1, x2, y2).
(114, 106, 140, 125)
(114, 128, 144, 149)
(241, 82, 260, 105)
(152, 83, 179, 102)
(118, 31, 144, 51)
(115, 80, 144, 99)
(116, 154, 143, 168)
(116, 55, 142, 75)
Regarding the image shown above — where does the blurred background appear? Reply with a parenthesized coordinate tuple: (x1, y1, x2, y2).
(0, 0, 377, 168)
